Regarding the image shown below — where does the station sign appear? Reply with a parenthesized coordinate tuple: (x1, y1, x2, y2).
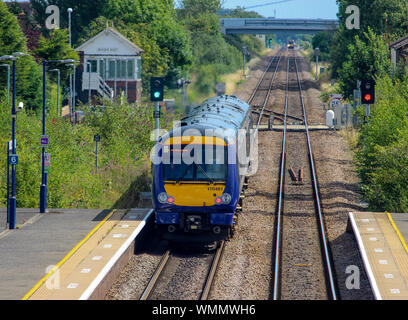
(8, 154, 18, 165)
(42, 152, 51, 173)
(41, 135, 49, 148)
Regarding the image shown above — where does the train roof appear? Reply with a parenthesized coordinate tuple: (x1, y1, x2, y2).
(159, 95, 251, 144)
(179, 95, 251, 131)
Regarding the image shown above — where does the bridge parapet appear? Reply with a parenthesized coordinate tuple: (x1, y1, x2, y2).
(221, 18, 339, 35)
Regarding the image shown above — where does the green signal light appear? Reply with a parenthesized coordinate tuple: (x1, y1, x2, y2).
(154, 91, 161, 98)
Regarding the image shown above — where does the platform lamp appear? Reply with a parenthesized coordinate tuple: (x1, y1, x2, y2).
(0, 52, 29, 229)
(67, 63, 76, 122)
(40, 59, 77, 214)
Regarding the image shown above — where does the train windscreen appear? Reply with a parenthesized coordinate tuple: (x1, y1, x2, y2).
(162, 144, 228, 182)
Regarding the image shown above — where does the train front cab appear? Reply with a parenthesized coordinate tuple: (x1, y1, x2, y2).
(153, 135, 239, 242)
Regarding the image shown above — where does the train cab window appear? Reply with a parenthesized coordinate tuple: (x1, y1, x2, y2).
(162, 144, 227, 182)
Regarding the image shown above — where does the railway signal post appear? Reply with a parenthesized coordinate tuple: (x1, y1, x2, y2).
(361, 79, 375, 123)
(150, 77, 165, 141)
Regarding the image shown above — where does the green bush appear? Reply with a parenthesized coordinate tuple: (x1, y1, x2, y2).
(0, 96, 175, 209)
(355, 75, 408, 212)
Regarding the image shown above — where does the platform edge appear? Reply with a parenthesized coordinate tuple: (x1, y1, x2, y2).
(79, 209, 154, 300)
(348, 212, 382, 300)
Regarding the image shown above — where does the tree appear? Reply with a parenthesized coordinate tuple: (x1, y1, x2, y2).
(332, 0, 407, 77)
(311, 31, 333, 61)
(34, 29, 78, 62)
(338, 28, 390, 99)
(0, 1, 26, 55)
(0, 2, 42, 111)
(180, 0, 222, 15)
(30, 0, 109, 45)
(355, 75, 408, 212)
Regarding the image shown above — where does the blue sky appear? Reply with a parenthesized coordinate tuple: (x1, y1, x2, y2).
(7, 0, 339, 19)
(223, 0, 339, 19)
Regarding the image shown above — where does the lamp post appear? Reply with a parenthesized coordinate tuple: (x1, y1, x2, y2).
(0, 58, 12, 227)
(67, 63, 76, 122)
(40, 59, 76, 213)
(1, 52, 29, 229)
(49, 69, 60, 116)
(68, 8, 73, 47)
(68, 8, 73, 118)
(0, 64, 10, 106)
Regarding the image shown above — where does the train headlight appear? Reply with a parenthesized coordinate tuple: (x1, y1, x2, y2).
(158, 192, 169, 204)
(221, 193, 232, 204)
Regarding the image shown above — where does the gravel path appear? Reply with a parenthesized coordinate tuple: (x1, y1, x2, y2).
(148, 250, 214, 300)
(210, 51, 285, 300)
(105, 235, 166, 300)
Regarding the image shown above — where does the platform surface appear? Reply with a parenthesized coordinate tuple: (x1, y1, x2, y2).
(28, 208, 152, 300)
(349, 211, 408, 300)
(0, 208, 118, 300)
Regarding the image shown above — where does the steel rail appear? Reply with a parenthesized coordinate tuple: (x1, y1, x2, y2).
(293, 56, 338, 300)
(272, 54, 289, 300)
(251, 55, 282, 133)
(247, 54, 278, 105)
(246, 52, 282, 169)
(139, 249, 170, 300)
(200, 241, 225, 300)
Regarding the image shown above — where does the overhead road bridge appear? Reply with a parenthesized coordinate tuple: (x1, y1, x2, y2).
(221, 18, 339, 35)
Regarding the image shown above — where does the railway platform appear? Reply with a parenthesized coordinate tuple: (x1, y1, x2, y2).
(0, 207, 152, 300)
(348, 211, 408, 299)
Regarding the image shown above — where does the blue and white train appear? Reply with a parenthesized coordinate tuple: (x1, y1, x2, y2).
(152, 95, 253, 242)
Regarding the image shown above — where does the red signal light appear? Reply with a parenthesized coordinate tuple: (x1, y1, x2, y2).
(363, 94, 372, 102)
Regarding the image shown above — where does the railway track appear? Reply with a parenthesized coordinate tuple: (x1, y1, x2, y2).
(140, 241, 225, 300)
(138, 55, 283, 301)
(272, 52, 338, 300)
(248, 53, 282, 129)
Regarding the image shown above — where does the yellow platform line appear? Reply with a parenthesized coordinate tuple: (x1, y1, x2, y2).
(386, 212, 408, 255)
(21, 209, 116, 300)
